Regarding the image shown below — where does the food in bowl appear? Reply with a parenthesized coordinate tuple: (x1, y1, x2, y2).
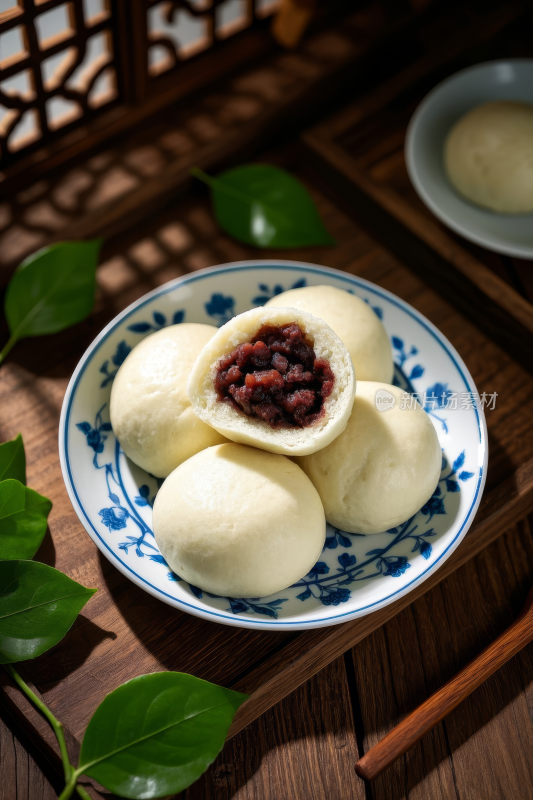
(444, 100, 533, 213)
(153, 443, 326, 598)
(109, 286, 446, 598)
(110, 323, 228, 478)
(297, 381, 442, 534)
(266, 284, 393, 382)
(187, 306, 355, 456)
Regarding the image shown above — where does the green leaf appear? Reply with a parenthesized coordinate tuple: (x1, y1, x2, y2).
(192, 165, 335, 248)
(0, 480, 52, 560)
(78, 672, 248, 799)
(0, 434, 25, 484)
(3, 240, 102, 358)
(0, 560, 96, 663)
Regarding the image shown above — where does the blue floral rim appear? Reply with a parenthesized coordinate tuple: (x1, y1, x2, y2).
(60, 261, 487, 628)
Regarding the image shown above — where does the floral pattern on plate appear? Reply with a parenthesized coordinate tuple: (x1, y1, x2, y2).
(60, 261, 486, 630)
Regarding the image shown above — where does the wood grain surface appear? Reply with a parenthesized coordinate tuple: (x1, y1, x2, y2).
(1, 159, 532, 741)
(1, 152, 533, 798)
(4, 518, 531, 799)
(217, 520, 533, 800)
(355, 588, 533, 780)
(1, 3, 533, 792)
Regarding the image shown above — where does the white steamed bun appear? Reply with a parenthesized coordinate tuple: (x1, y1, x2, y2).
(445, 100, 533, 213)
(266, 284, 393, 382)
(153, 443, 326, 598)
(187, 306, 355, 457)
(110, 323, 228, 478)
(297, 381, 442, 534)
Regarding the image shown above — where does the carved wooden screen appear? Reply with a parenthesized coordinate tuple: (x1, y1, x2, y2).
(0, 0, 120, 168)
(146, 1, 279, 80)
(0, 0, 281, 172)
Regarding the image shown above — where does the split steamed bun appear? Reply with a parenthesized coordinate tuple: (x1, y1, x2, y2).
(153, 443, 326, 597)
(110, 323, 228, 478)
(266, 284, 393, 382)
(297, 381, 442, 534)
(445, 101, 533, 213)
(187, 306, 355, 456)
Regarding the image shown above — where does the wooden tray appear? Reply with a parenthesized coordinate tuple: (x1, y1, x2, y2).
(1, 3, 533, 798)
(302, 0, 533, 369)
(2, 161, 533, 797)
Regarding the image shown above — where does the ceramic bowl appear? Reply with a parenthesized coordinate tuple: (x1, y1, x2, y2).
(406, 59, 533, 259)
(59, 260, 488, 630)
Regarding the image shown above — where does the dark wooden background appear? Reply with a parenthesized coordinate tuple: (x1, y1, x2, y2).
(2, 1, 533, 798)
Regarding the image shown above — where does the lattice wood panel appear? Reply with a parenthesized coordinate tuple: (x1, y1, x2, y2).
(146, 0, 279, 79)
(0, 0, 281, 169)
(0, 16, 361, 272)
(0, 0, 121, 167)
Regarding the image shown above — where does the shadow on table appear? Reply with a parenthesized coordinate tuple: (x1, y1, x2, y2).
(97, 548, 294, 682)
(23, 616, 117, 692)
(34, 527, 56, 567)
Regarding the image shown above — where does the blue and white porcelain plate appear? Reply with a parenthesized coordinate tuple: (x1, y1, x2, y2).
(59, 260, 488, 630)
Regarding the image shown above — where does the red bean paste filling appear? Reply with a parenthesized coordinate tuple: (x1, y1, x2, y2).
(214, 323, 335, 429)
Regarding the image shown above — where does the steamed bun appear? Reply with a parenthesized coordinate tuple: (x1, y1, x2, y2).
(110, 323, 228, 478)
(266, 285, 393, 382)
(297, 381, 441, 534)
(445, 101, 533, 213)
(187, 306, 355, 457)
(153, 443, 326, 597)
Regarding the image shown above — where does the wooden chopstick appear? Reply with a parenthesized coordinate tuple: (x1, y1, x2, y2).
(355, 586, 533, 781)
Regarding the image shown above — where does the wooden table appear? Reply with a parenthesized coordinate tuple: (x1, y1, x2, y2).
(1, 165, 533, 798)
(1, 3, 533, 797)
(2, 520, 532, 800)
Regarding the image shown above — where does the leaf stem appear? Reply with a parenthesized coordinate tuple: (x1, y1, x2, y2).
(4, 664, 77, 800)
(57, 772, 77, 800)
(191, 167, 255, 206)
(0, 334, 18, 368)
